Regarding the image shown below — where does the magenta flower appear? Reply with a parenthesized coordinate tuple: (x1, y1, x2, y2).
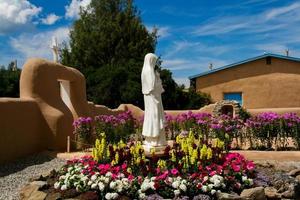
(171, 168, 179, 175)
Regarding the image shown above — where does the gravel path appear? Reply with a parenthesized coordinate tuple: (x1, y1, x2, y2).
(0, 152, 65, 200)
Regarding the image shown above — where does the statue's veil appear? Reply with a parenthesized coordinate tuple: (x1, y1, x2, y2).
(141, 53, 157, 95)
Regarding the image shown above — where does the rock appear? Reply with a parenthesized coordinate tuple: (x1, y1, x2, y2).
(20, 184, 39, 200)
(45, 192, 62, 200)
(264, 187, 281, 199)
(27, 191, 47, 200)
(193, 194, 211, 200)
(30, 181, 48, 189)
(281, 191, 295, 199)
(287, 168, 300, 177)
(296, 175, 300, 182)
(216, 192, 245, 200)
(240, 187, 266, 200)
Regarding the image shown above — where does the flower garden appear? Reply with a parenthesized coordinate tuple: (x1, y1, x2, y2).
(49, 111, 300, 199)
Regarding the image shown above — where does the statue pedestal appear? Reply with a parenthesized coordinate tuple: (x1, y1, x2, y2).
(142, 140, 175, 157)
(143, 144, 166, 157)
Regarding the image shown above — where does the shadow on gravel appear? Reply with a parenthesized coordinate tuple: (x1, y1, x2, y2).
(0, 152, 56, 177)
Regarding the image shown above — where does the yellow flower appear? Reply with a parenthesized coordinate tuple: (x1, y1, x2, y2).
(170, 150, 176, 162)
(200, 144, 207, 160)
(115, 152, 119, 164)
(207, 147, 212, 160)
(190, 148, 198, 165)
(127, 167, 132, 174)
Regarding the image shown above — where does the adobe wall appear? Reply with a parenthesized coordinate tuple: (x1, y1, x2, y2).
(0, 98, 51, 163)
(195, 58, 300, 109)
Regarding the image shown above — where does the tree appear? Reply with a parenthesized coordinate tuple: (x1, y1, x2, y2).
(0, 62, 21, 97)
(159, 67, 211, 110)
(61, 0, 156, 108)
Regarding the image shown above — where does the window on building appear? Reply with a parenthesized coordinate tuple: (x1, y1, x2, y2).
(224, 92, 243, 105)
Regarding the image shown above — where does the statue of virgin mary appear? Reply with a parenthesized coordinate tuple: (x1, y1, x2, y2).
(141, 53, 167, 150)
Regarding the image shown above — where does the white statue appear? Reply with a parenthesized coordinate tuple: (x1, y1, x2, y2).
(50, 36, 60, 63)
(141, 53, 167, 151)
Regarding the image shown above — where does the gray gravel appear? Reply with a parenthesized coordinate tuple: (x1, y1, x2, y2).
(0, 152, 65, 200)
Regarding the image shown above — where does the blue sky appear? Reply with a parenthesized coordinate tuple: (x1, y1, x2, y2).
(0, 0, 299, 86)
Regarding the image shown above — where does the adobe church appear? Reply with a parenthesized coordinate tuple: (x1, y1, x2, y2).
(189, 53, 300, 113)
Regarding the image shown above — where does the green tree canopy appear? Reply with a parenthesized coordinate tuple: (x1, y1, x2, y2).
(0, 62, 21, 97)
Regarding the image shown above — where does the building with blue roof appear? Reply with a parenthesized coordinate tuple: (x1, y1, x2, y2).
(189, 53, 300, 111)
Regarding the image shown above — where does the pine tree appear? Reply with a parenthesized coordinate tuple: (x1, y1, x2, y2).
(61, 0, 157, 108)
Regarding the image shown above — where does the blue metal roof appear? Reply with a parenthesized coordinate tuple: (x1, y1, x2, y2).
(188, 53, 300, 80)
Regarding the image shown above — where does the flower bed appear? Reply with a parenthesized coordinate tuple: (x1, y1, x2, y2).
(53, 131, 256, 199)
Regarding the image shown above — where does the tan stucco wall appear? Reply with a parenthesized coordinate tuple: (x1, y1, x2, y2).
(0, 98, 50, 163)
(195, 57, 300, 109)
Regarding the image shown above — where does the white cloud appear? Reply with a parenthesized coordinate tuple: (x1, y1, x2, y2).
(174, 77, 190, 88)
(162, 57, 227, 71)
(65, 0, 91, 19)
(0, 0, 42, 34)
(192, 2, 300, 37)
(41, 13, 61, 25)
(157, 26, 171, 39)
(10, 27, 70, 62)
(265, 2, 300, 20)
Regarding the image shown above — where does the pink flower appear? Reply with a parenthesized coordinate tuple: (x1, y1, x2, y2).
(171, 168, 178, 175)
(246, 161, 255, 171)
(231, 164, 241, 172)
(121, 163, 127, 170)
(138, 176, 143, 184)
(209, 170, 217, 176)
(128, 174, 134, 181)
(155, 168, 161, 175)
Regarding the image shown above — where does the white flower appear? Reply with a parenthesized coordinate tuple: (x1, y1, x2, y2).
(105, 193, 112, 200)
(67, 167, 73, 172)
(141, 181, 150, 192)
(172, 181, 180, 189)
(208, 184, 214, 190)
(202, 185, 208, 192)
(179, 184, 187, 192)
(106, 172, 113, 177)
(118, 173, 125, 178)
(87, 181, 93, 186)
(104, 177, 110, 184)
(54, 182, 60, 189)
(249, 178, 253, 185)
(242, 176, 247, 182)
(203, 176, 209, 182)
(61, 184, 67, 191)
(98, 182, 105, 191)
(149, 181, 156, 190)
(91, 174, 98, 181)
(91, 183, 98, 189)
(211, 189, 216, 195)
(213, 179, 221, 187)
(139, 192, 146, 199)
(110, 181, 117, 189)
(111, 193, 119, 199)
(174, 189, 181, 196)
